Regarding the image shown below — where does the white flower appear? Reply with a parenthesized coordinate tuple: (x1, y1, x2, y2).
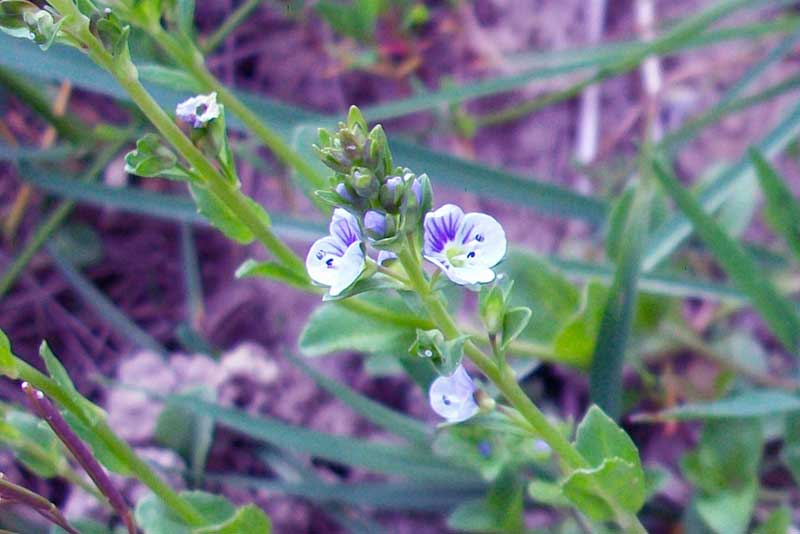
(176, 92, 220, 128)
(306, 209, 365, 296)
(423, 204, 506, 285)
(429, 365, 479, 423)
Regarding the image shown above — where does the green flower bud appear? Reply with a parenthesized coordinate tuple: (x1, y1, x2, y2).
(479, 285, 506, 335)
(349, 166, 378, 198)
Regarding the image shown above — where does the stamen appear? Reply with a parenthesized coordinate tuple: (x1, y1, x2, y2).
(467, 251, 476, 259)
(475, 234, 484, 242)
(442, 395, 451, 406)
(325, 258, 334, 267)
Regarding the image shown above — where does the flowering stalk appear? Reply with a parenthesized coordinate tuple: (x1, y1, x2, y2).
(22, 383, 136, 534)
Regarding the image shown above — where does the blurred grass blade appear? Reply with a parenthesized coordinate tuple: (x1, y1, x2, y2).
(663, 27, 800, 154)
(214, 476, 486, 510)
(634, 390, 800, 421)
(20, 168, 325, 241)
(589, 180, 653, 420)
(361, 0, 761, 122)
(643, 98, 800, 271)
(45, 243, 168, 356)
(750, 148, 800, 262)
(284, 353, 431, 446)
(22, 166, 760, 305)
(0, 33, 608, 223)
(0, 144, 81, 162)
(651, 159, 800, 353)
(0, 143, 122, 297)
(547, 256, 747, 304)
(166, 394, 480, 483)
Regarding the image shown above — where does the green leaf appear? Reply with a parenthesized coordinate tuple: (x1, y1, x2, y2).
(695, 483, 758, 534)
(500, 251, 580, 343)
(3, 410, 62, 478)
(527, 480, 571, 508)
(283, 353, 430, 446)
(234, 259, 310, 289)
(39, 341, 104, 425)
(781, 413, 800, 486)
(552, 281, 607, 369)
(154, 386, 215, 485)
(447, 470, 523, 533)
(561, 457, 645, 522)
(500, 306, 531, 351)
(753, 506, 792, 534)
(188, 183, 270, 244)
(196, 504, 271, 534)
(750, 148, 800, 262)
(681, 419, 762, 495)
(574, 405, 642, 470)
(125, 133, 189, 181)
(299, 293, 419, 357)
(0, 327, 18, 378)
(135, 491, 235, 534)
(651, 160, 800, 353)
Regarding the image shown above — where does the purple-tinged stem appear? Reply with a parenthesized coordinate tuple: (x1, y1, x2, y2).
(22, 383, 137, 534)
(0, 474, 78, 534)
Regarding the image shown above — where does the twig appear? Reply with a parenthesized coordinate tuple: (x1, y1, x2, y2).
(3, 81, 72, 243)
(22, 384, 137, 534)
(575, 0, 606, 164)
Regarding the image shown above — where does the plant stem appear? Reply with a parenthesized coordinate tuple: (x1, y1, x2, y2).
(12, 358, 206, 527)
(200, 0, 264, 54)
(396, 242, 649, 533)
(58, 12, 305, 275)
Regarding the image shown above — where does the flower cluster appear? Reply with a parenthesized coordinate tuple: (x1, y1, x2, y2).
(305, 106, 508, 424)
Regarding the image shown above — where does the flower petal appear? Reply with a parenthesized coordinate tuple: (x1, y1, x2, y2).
(429, 365, 478, 423)
(306, 235, 365, 295)
(329, 208, 362, 247)
(424, 204, 464, 256)
(457, 212, 507, 268)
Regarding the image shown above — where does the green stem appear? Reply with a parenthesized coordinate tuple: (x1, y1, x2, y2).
(60, 13, 305, 275)
(151, 28, 327, 193)
(395, 242, 648, 533)
(394, 244, 587, 470)
(12, 359, 206, 527)
(200, 0, 264, 54)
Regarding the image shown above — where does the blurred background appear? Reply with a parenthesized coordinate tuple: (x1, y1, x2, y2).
(2, 0, 800, 532)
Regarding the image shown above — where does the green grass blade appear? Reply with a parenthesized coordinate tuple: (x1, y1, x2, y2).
(589, 180, 653, 420)
(750, 148, 800, 262)
(0, 33, 608, 223)
(662, 27, 800, 154)
(635, 390, 800, 421)
(0, 143, 123, 297)
(643, 98, 800, 271)
(212, 475, 486, 510)
(651, 159, 800, 353)
(45, 244, 168, 356)
(165, 394, 480, 483)
(19, 168, 325, 241)
(0, 144, 82, 162)
(284, 353, 432, 446)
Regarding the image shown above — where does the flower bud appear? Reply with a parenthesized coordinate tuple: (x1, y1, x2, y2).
(350, 167, 378, 198)
(363, 210, 387, 238)
(380, 176, 404, 212)
(479, 285, 506, 335)
(335, 183, 354, 203)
